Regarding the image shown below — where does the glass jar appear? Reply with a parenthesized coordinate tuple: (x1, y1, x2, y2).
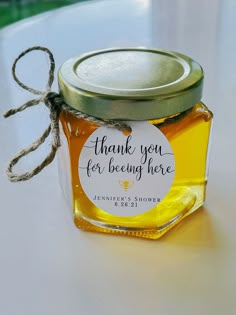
(58, 48, 213, 239)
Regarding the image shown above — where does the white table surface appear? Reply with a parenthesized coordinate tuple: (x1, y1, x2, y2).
(0, 1, 236, 314)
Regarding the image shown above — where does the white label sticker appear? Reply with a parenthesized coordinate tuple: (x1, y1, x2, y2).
(79, 122, 175, 216)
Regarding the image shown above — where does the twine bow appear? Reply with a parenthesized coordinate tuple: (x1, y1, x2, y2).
(3, 46, 131, 182)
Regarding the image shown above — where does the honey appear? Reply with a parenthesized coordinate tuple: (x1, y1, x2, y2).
(58, 48, 213, 239)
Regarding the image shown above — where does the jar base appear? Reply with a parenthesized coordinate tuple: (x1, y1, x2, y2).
(73, 184, 206, 239)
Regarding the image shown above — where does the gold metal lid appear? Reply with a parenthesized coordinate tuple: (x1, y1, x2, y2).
(58, 47, 204, 120)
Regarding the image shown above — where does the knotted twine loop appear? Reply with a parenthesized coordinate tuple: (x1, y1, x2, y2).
(3, 46, 131, 182)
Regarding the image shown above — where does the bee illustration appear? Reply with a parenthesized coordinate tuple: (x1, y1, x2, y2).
(119, 180, 134, 192)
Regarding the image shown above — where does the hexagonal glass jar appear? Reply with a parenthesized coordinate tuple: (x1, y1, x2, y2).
(58, 48, 213, 239)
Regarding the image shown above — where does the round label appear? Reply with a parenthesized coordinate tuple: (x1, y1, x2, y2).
(79, 122, 175, 216)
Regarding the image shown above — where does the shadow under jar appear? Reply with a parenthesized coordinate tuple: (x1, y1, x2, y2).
(58, 48, 213, 239)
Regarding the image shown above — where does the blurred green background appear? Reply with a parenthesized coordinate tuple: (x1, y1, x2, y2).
(0, 0, 89, 28)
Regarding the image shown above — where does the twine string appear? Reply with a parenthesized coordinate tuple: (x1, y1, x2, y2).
(3, 46, 131, 182)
